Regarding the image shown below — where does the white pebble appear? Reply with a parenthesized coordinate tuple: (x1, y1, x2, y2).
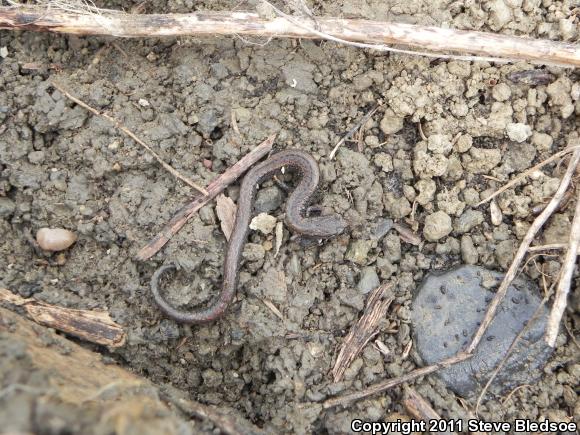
(36, 228, 77, 251)
(249, 213, 277, 235)
(490, 201, 503, 226)
(506, 123, 532, 142)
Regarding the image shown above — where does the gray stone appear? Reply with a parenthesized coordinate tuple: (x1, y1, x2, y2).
(379, 109, 404, 135)
(371, 218, 393, 240)
(357, 267, 380, 294)
(255, 186, 283, 213)
(0, 197, 15, 218)
(454, 209, 484, 234)
(423, 211, 452, 242)
(412, 265, 552, 398)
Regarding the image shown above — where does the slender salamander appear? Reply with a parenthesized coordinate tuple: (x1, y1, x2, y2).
(151, 149, 348, 323)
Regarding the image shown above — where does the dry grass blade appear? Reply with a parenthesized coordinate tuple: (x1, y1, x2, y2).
(261, 299, 285, 321)
(527, 243, 569, 252)
(332, 283, 394, 382)
(51, 81, 208, 195)
(329, 104, 380, 159)
(323, 351, 471, 409)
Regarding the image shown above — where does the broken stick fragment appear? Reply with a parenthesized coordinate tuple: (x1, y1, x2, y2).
(136, 134, 275, 261)
(0, 288, 126, 347)
(332, 283, 394, 382)
(0, 5, 579, 67)
(403, 387, 456, 435)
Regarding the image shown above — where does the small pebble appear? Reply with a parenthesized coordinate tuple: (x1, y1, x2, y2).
(427, 134, 452, 155)
(371, 218, 393, 240)
(0, 47, 7, 58)
(490, 200, 502, 226)
(345, 240, 373, 265)
(454, 209, 484, 234)
(506, 122, 532, 143)
(460, 235, 478, 264)
(242, 243, 266, 261)
(357, 267, 380, 294)
(0, 197, 16, 217)
(491, 83, 512, 101)
(36, 228, 77, 252)
(454, 134, 473, 153)
(250, 213, 277, 234)
(423, 211, 452, 242)
(379, 109, 404, 135)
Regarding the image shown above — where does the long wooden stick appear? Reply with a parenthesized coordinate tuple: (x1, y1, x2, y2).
(136, 135, 275, 261)
(323, 352, 471, 408)
(545, 186, 580, 346)
(1, 5, 579, 67)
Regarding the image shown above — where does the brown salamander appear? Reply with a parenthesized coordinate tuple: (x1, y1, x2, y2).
(151, 149, 348, 323)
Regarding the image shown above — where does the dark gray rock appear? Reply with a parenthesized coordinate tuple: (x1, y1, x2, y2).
(357, 267, 380, 294)
(0, 197, 15, 218)
(255, 186, 283, 214)
(371, 218, 393, 240)
(411, 265, 552, 398)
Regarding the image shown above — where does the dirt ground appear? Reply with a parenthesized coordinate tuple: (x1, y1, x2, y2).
(0, 0, 579, 433)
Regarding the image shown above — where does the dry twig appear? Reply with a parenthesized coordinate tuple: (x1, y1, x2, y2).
(474, 292, 551, 415)
(477, 146, 580, 206)
(545, 187, 580, 346)
(467, 148, 580, 353)
(527, 243, 568, 252)
(1, 3, 579, 67)
(329, 104, 380, 160)
(332, 283, 394, 382)
(0, 288, 126, 347)
(51, 82, 208, 195)
(323, 351, 471, 408)
(136, 135, 275, 260)
(403, 387, 455, 434)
